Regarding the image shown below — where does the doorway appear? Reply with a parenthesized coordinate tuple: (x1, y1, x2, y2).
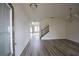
(30, 22, 40, 40)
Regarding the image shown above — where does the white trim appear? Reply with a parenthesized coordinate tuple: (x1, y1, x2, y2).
(6, 4, 13, 56)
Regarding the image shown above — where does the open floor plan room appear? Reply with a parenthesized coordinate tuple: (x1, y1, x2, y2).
(0, 3, 79, 56)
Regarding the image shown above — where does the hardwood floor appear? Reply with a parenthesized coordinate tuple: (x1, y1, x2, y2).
(21, 39, 79, 56)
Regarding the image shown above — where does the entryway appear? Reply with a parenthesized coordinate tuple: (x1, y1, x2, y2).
(30, 22, 40, 40)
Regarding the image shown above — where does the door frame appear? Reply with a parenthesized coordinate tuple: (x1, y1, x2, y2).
(7, 3, 15, 56)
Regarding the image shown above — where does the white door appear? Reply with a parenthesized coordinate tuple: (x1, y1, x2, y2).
(0, 4, 13, 56)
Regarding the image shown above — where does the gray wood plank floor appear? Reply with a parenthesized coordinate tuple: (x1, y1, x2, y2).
(21, 39, 79, 56)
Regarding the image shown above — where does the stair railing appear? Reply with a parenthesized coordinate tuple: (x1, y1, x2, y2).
(40, 25, 49, 39)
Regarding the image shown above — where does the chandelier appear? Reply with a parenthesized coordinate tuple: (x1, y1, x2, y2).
(67, 8, 78, 22)
(29, 3, 38, 9)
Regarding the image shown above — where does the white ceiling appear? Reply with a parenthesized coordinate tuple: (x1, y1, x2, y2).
(23, 3, 79, 21)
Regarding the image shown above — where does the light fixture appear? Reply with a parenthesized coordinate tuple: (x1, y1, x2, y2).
(29, 3, 38, 9)
(67, 8, 78, 22)
(50, 17, 54, 19)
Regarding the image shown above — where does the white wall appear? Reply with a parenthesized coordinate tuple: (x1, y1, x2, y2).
(66, 18, 79, 43)
(41, 18, 66, 40)
(12, 4, 30, 56)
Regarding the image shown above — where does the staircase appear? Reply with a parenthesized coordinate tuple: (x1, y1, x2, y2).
(40, 25, 49, 39)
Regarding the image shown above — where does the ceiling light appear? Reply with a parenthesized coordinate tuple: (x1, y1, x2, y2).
(67, 8, 78, 22)
(29, 3, 38, 9)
